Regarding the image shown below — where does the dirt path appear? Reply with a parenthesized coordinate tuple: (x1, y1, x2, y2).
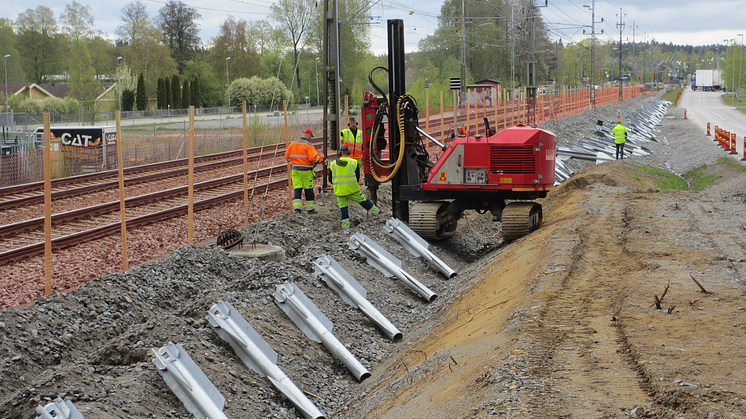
(345, 163, 746, 418)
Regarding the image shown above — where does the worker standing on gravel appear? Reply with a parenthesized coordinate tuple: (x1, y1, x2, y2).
(286, 128, 323, 214)
(328, 145, 381, 229)
(340, 117, 363, 162)
(612, 119, 628, 160)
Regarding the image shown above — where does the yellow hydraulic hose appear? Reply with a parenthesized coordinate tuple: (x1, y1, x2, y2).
(370, 96, 408, 183)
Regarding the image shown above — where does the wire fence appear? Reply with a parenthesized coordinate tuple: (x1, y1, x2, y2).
(0, 108, 323, 187)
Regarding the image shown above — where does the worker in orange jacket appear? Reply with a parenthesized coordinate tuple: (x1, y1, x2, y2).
(285, 128, 323, 213)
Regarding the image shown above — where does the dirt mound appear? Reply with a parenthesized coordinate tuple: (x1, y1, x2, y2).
(344, 157, 746, 419)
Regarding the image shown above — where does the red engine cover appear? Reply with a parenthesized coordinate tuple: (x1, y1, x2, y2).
(423, 125, 556, 192)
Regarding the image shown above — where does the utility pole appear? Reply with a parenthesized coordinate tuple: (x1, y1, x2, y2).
(510, 3, 516, 95)
(617, 8, 624, 100)
(738, 34, 743, 105)
(225, 57, 232, 109)
(322, 0, 342, 189)
(460, 0, 467, 93)
(526, 3, 537, 126)
(4, 54, 9, 112)
(583, 0, 603, 107)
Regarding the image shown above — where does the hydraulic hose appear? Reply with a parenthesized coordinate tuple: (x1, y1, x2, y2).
(370, 95, 408, 183)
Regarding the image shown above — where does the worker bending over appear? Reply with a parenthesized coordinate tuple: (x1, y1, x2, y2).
(285, 128, 323, 214)
(612, 119, 628, 160)
(328, 145, 381, 229)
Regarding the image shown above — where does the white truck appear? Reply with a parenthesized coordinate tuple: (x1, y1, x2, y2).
(692, 69, 722, 91)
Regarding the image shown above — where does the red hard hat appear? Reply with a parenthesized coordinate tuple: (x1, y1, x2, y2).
(303, 128, 313, 135)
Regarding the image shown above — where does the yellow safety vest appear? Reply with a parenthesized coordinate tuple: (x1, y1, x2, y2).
(330, 157, 359, 196)
(612, 124, 627, 144)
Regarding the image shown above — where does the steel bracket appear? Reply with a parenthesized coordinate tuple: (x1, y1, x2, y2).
(314, 255, 403, 341)
(207, 301, 325, 419)
(348, 233, 437, 302)
(383, 218, 457, 278)
(274, 282, 371, 382)
(152, 342, 229, 419)
(35, 398, 85, 419)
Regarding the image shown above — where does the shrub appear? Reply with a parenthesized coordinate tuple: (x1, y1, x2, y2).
(230, 76, 294, 108)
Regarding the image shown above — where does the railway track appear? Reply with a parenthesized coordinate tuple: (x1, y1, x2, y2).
(0, 139, 320, 212)
(0, 139, 321, 268)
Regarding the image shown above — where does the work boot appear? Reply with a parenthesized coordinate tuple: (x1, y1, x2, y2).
(293, 208, 302, 214)
(307, 208, 318, 214)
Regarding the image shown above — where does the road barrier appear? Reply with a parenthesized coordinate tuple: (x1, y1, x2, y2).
(707, 122, 711, 136)
(731, 133, 738, 154)
(684, 110, 687, 119)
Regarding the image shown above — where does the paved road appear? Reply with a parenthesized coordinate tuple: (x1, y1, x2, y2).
(678, 87, 746, 156)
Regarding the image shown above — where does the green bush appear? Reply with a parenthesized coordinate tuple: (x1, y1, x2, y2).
(62, 97, 81, 114)
(11, 97, 42, 114)
(9, 96, 82, 115)
(230, 76, 294, 108)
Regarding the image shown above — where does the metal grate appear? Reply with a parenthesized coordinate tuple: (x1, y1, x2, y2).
(490, 145, 536, 174)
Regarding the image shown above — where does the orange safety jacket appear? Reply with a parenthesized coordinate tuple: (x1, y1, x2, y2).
(285, 138, 322, 170)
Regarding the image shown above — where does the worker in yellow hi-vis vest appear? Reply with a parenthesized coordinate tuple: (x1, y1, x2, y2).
(612, 118, 628, 160)
(327, 146, 381, 229)
(340, 117, 363, 161)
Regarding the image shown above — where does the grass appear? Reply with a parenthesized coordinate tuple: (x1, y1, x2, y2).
(636, 164, 688, 190)
(684, 163, 721, 191)
(662, 88, 682, 105)
(716, 156, 746, 173)
(720, 93, 746, 114)
(625, 170, 642, 183)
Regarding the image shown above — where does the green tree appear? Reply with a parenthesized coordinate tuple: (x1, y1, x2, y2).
(59, 1, 97, 41)
(181, 78, 190, 109)
(157, 77, 165, 109)
(115, 63, 137, 110)
(0, 19, 24, 99)
(171, 74, 181, 109)
(305, 0, 372, 105)
(136, 72, 147, 110)
(116, 0, 149, 45)
(211, 16, 264, 83)
(158, 0, 201, 72)
(85, 36, 115, 80)
(67, 39, 99, 123)
(120, 22, 178, 88)
(16, 6, 62, 84)
(122, 88, 135, 111)
(182, 59, 220, 107)
(164, 76, 171, 108)
(191, 77, 201, 107)
(248, 19, 283, 55)
(270, 0, 315, 96)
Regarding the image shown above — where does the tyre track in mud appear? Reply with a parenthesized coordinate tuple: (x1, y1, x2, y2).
(523, 183, 652, 418)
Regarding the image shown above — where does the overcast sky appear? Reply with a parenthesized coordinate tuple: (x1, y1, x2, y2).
(2, 0, 745, 54)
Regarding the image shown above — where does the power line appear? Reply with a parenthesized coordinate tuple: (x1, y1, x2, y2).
(145, 0, 269, 15)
